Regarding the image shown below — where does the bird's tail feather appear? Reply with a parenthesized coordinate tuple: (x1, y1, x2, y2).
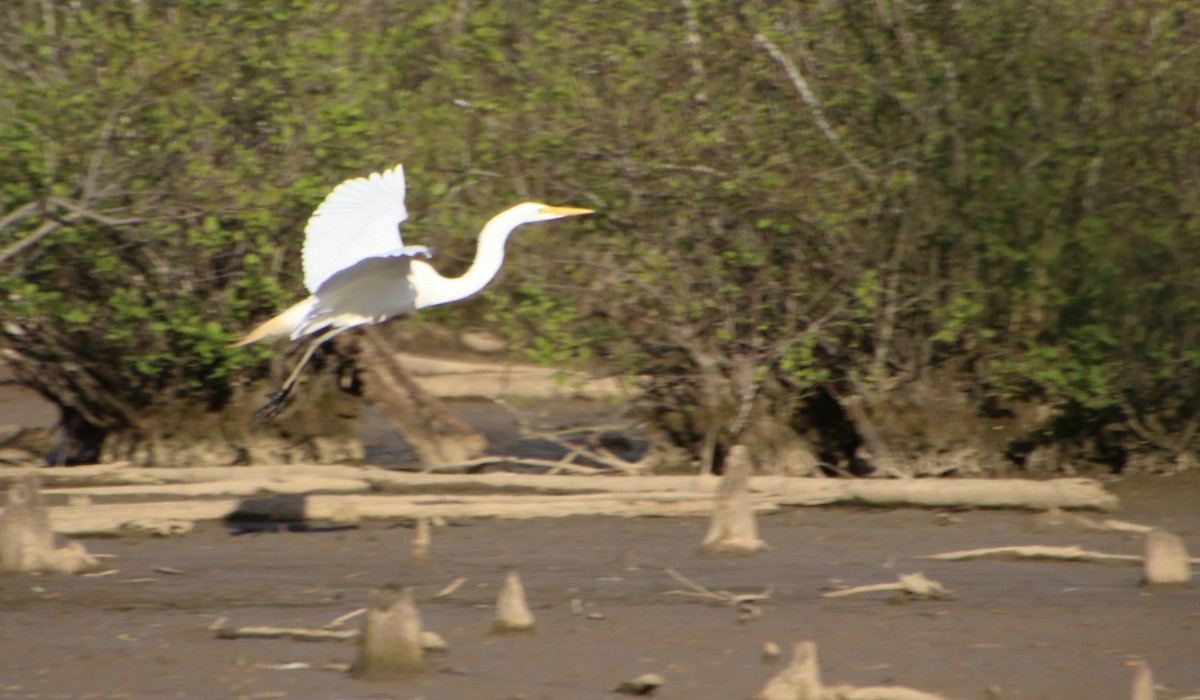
(229, 297, 316, 347)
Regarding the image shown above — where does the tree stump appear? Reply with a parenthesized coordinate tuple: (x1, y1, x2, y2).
(1142, 529, 1192, 585)
(410, 518, 431, 565)
(757, 641, 823, 700)
(351, 585, 426, 677)
(1128, 658, 1155, 700)
(493, 569, 536, 633)
(0, 475, 98, 573)
(700, 445, 767, 555)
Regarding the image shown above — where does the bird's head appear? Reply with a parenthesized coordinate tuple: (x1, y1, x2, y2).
(509, 202, 594, 224)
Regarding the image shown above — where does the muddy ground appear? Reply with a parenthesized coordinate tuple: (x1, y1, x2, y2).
(1, 388, 1199, 699)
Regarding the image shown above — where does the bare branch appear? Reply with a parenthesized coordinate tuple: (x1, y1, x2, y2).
(47, 197, 143, 227)
(753, 32, 873, 187)
(0, 201, 42, 233)
(0, 218, 64, 267)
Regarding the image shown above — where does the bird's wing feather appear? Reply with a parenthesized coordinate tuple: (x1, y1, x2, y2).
(307, 255, 421, 331)
(302, 164, 410, 294)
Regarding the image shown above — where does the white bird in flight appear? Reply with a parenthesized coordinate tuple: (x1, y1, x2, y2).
(232, 164, 592, 415)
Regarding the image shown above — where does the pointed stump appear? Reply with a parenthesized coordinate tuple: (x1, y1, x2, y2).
(700, 445, 767, 555)
(493, 569, 536, 633)
(351, 585, 426, 677)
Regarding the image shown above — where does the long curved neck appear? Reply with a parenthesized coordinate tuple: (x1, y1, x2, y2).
(412, 208, 525, 309)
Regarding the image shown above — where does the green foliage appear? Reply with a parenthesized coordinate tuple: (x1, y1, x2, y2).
(2, 0, 1197, 456)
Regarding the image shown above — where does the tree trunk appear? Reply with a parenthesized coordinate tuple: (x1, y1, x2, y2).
(14, 349, 364, 467)
(355, 327, 486, 468)
(739, 411, 822, 477)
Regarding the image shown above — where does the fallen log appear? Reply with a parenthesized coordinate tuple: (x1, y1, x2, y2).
(45, 492, 763, 535)
(44, 476, 371, 500)
(764, 477, 1119, 512)
(3, 464, 1118, 511)
(17, 472, 1119, 535)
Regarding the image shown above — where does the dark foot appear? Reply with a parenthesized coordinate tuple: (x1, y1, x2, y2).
(253, 387, 293, 421)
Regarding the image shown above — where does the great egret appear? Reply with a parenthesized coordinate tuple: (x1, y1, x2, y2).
(232, 164, 592, 414)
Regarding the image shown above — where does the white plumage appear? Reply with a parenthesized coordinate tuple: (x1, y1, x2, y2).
(232, 163, 592, 415)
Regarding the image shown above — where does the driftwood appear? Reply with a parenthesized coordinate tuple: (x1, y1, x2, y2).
(665, 567, 772, 621)
(822, 573, 949, 600)
(1, 462, 1120, 535)
(923, 544, 1200, 566)
(215, 624, 446, 651)
(614, 673, 666, 695)
(44, 492, 743, 535)
(216, 626, 358, 642)
(1032, 507, 1155, 533)
(0, 464, 1118, 512)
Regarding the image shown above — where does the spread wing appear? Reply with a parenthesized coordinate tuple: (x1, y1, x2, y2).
(305, 256, 421, 331)
(302, 164, 412, 294)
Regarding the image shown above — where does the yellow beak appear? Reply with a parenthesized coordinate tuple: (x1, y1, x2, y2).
(540, 205, 593, 217)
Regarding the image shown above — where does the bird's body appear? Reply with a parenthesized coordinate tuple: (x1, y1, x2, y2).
(233, 164, 591, 414)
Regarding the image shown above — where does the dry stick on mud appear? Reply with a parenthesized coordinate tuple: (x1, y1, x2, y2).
(352, 585, 427, 677)
(665, 567, 772, 620)
(1032, 507, 1155, 533)
(216, 621, 447, 652)
(216, 626, 358, 642)
(0, 475, 99, 574)
(701, 445, 768, 555)
(822, 572, 949, 600)
(923, 544, 1200, 566)
(493, 570, 536, 633)
(433, 577, 467, 599)
(1141, 529, 1193, 585)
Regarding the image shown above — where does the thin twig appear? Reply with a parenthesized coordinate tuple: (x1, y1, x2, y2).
(420, 455, 606, 475)
(663, 567, 772, 607)
(0, 201, 42, 233)
(323, 608, 366, 629)
(47, 197, 143, 226)
(487, 398, 650, 474)
(0, 219, 64, 267)
(753, 32, 873, 186)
